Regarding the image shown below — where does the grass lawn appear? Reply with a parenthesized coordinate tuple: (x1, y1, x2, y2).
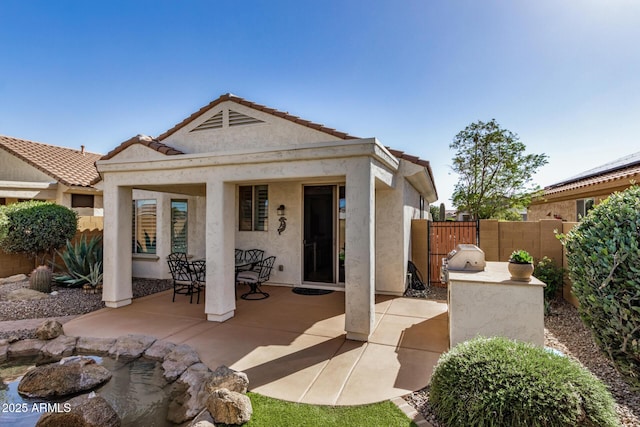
(223, 392, 418, 427)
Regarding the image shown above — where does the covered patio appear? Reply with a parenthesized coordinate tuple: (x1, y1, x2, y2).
(63, 285, 448, 405)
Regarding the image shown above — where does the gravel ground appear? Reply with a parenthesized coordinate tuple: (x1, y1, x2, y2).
(0, 278, 171, 340)
(405, 298, 640, 427)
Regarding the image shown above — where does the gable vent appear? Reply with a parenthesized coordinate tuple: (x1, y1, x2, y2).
(191, 111, 223, 132)
(229, 110, 264, 127)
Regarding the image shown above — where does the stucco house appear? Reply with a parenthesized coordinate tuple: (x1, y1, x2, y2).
(0, 135, 103, 215)
(95, 94, 438, 341)
(528, 151, 640, 222)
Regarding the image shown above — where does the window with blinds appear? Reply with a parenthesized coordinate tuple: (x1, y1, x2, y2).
(132, 200, 157, 254)
(171, 200, 188, 253)
(239, 185, 268, 231)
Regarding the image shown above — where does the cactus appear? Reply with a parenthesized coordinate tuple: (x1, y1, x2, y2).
(30, 265, 52, 293)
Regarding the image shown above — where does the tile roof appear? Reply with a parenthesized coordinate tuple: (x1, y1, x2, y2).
(544, 150, 640, 195)
(98, 94, 437, 197)
(544, 163, 640, 195)
(157, 93, 359, 141)
(0, 135, 101, 187)
(100, 134, 184, 161)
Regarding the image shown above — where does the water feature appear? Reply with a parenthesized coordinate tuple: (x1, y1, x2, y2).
(0, 355, 175, 426)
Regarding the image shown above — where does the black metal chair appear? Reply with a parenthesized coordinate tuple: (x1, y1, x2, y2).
(242, 249, 264, 272)
(235, 249, 244, 264)
(237, 256, 275, 300)
(167, 252, 204, 304)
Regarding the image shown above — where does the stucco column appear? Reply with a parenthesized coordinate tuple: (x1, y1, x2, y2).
(205, 180, 236, 321)
(345, 159, 375, 341)
(102, 185, 133, 307)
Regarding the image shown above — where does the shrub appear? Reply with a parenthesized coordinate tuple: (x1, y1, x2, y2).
(562, 186, 640, 390)
(509, 249, 533, 264)
(533, 256, 564, 301)
(429, 336, 619, 427)
(0, 201, 78, 266)
(55, 234, 103, 287)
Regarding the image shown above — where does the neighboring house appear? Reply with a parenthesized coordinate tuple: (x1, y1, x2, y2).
(0, 135, 103, 215)
(95, 93, 438, 341)
(528, 151, 640, 222)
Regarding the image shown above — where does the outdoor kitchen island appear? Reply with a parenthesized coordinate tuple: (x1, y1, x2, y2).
(447, 261, 546, 348)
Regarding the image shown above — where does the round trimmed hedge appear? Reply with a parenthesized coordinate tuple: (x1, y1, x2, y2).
(563, 186, 640, 390)
(429, 337, 619, 427)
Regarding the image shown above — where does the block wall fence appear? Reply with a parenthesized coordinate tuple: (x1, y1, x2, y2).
(0, 216, 104, 278)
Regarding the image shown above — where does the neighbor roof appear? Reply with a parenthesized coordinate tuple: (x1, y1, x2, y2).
(544, 151, 640, 195)
(0, 135, 101, 187)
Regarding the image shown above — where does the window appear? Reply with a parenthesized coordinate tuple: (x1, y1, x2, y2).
(576, 198, 595, 220)
(171, 200, 188, 253)
(132, 200, 157, 254)
(0, 198, 5, 205)
(71, 194, 95, 208)
(239, 185, 268, 231)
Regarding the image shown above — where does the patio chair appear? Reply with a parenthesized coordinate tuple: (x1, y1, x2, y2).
(189, 259, 206, 304)
(242, 249, 264, 271)
(237, 256, 275, 300)
(167, 252, 203, 304)
(235, 249, 244, 264)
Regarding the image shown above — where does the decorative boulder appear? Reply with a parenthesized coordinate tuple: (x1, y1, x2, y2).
(41, 335, 77, 359)
(0, 273, 27, 284)
(8, 339, 46, 358)
(18, 356, 112, 398)
(144, 339, 176, 361)
(167, 363, 214, 424)
(108, 334, 156, 360)
(206, 388, 252, 425)
(36, 320, 64, 340)
(36, 393, 121, 427)
(162, 344, 201, 382)
(76, 337, 116, 356)
(205, 365, 249, 394)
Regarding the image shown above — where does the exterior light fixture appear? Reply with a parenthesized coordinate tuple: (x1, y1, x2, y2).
(277, 205, 286, 216)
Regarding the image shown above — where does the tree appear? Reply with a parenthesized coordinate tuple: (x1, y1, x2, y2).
(429, 205, 440, 221)
(450, 119, 548, 220)
(0, 201, 78, 267)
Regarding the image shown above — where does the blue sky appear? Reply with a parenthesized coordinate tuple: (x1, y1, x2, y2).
(1, 1, 639, 206)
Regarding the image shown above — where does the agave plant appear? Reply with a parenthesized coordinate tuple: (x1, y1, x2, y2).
(78, 261, 103, 288)
(54, 234, 103, 287)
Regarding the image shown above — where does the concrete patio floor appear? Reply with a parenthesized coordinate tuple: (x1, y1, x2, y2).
(63, 285, 448, 406)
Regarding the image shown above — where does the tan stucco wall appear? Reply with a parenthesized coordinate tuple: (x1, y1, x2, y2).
(0, 149, 53, 183)
(528, 195, 609, 222)
(449, 262, 545, 347)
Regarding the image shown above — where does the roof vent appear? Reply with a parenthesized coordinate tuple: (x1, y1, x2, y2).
(191, 111, 223, 132)
(228, 110, 263, 127)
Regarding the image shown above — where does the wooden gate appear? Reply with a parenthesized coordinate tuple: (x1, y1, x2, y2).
(428, 221, 479, 285)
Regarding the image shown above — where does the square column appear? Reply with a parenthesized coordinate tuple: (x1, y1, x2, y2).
(345, 159, 376, 341)
(205, 180, 236, 321)
(102, 184, 133, 307)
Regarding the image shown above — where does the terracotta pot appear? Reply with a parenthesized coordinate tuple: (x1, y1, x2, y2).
(508, 262, 534, 282)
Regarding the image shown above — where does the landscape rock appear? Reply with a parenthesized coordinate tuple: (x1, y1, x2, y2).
(36, 320, 64, 340)
(41, 335, 77, 359)
(0, 274, 27, 285)
(76, 337, 116, 356)
(205, 365, 249, 394)
(167, 362, 214, 423)
(109, 334, 156, 360)
(188, 409, 215, 427)
(0, 339, 8, 363)
(8, 338, 46, 357)
(162, 344, 201, 382)
(36, 393, 121, 427)
(6, 288, 49, 301)
(18, 356, 112, 398)
(206, 388, 252, 425)
(144, 339, 176, 361)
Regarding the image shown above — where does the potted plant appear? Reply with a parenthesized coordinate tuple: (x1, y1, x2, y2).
(508, 249, 534, 282)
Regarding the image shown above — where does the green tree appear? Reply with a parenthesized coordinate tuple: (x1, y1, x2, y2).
(0, 201, 78, 267)
(450, 119, 548, 220)
(429, 205, 440, 221)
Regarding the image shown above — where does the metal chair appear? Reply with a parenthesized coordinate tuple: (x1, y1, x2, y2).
(167, 252, 204, 304)
(237, 256, 275, 300)
(189, 259, 206, 304)
(243, 249, 264, 271)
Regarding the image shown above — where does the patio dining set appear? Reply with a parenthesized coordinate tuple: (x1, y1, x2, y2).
(167, 249, 276, 304)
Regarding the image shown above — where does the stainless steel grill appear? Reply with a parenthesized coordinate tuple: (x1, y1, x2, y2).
(440, 244, 486, 283)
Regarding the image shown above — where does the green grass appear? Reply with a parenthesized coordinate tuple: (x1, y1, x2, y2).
(223, 392, 418, 427)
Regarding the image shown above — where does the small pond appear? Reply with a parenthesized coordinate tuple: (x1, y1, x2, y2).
(0, 355, 174, 427)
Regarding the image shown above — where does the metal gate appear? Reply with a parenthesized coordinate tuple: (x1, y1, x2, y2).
(428, 221, 479, 285)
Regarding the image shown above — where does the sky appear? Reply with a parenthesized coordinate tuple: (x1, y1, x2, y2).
(1, 0, 639, 206)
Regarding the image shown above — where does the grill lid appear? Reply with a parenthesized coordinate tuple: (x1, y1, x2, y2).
(445, 244, 486, 271)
